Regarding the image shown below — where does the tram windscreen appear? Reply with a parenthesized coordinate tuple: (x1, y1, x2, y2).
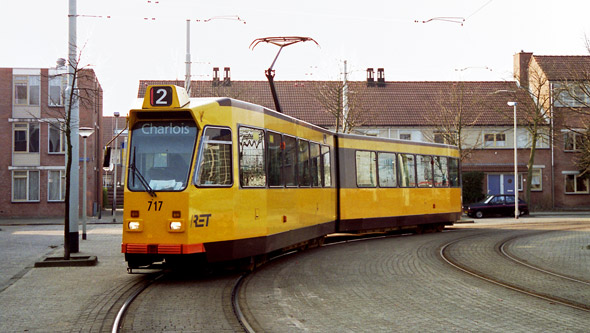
(127, 121, 197, 192)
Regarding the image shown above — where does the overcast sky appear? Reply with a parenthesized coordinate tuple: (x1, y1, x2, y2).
(2, 0, 590, 115)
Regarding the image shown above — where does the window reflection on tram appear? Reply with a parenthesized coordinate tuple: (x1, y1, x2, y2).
(127, 121, 197, 192)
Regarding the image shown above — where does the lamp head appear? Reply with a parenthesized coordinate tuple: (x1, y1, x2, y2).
(507, 101, 517, 106)
(79, 127, 95, 138)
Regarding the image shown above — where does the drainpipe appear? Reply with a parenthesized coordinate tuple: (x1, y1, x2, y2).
(550, 82, 555, 209)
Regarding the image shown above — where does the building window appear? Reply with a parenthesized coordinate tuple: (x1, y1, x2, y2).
(484, 133, 506, 147)
(13, 75, 40, 106)
(564, 131, 584, 151)
(238, 127, 265, 187)
(554, 83, 590, 107)
(356, 150, 376, 187)
(12, 170, 40, 202)
(433, 132, 457, 145)
(565, 174, 589, 194)
(530, 169, 542, 191)
(196, 127, 232, 186)
(433, 133, 445, 144)
(48, 170, 66, 201)
(49, 75, 67, 106)
(13, 123, 40, 153)
(49, 124, 66, 153)
(400, 133, 412, 141)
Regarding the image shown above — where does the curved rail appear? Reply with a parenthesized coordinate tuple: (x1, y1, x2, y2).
(232, 272, 255, 333)
(500, 237, 590, 286)
(440, 234, 590, 312)
(111, 273, 166, 333)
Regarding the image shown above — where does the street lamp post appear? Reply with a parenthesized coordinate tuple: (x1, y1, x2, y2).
(79, 127, 95, 239)
(508, 101, 520, 219)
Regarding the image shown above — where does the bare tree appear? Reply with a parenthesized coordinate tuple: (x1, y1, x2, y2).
(41, 49, 100, 260)
(510, 66, 552, 206)
(310, 81, 368, 133)
(422, 82, 484, 162)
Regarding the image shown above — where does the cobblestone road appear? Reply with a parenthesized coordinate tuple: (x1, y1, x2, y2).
(240, 227, 590, 332)
(121, 271, 244, 332)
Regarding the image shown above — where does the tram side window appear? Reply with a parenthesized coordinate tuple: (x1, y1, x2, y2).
(417, 155, 434, 187)
(196, 127, 232, 186)
(239, 127, 266, 187)
(448, 158, 460, 187)
(267, 131, 282, 187)
(298, 140, 311, 186)
(310, 143, 321, 187)
(284, 136, 297, 187)
(321, 145, 331, 187)
(356, 151, 377, 187)
(398, 154, 416, 187)
(378, 152, 397, 187)
(434, 156, 449, 187)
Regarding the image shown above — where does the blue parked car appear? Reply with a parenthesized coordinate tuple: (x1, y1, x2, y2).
(463, 194, 529, 218)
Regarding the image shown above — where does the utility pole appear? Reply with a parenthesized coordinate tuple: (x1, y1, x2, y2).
(66, 0, 80, 256)
(184, 16, 245, 97)
(342, 60, 349, 133)
(185, 19, 191, 96)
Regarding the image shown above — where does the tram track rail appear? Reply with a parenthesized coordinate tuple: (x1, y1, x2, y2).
(440, 228, 590, 312)
(111, 272, 166, 333)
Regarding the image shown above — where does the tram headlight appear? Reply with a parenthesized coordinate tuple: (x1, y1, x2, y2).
(169, 221, 183, 231)
(128, 221, 141, 230)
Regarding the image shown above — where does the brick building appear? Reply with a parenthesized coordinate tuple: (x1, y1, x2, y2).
(0, 66, 103, 218)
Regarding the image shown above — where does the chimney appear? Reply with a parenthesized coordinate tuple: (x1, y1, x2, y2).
(223, 67, 231, 86)
(367, 68, 375, 87)
(212, 67, 220, 87)
(377, 68, 385, 87)
(514, 51, 532, 88)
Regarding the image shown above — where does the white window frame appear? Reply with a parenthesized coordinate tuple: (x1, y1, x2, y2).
(564, 173, 590, 194)
(13, 123, 29, 152)
(484, 133, 506, 148)
(13, 122, 40, 153)
(563, 130, 584, 152)
(530, 168, 543, 192)
(13, 75, 40, 106)
(48, 123, 66, 154)
(48, 75, 67, 107)
(12, 170, 40, 202)
(48, 170, 66, 202)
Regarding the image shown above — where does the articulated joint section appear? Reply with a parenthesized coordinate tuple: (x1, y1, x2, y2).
(121, 243, 205, 255)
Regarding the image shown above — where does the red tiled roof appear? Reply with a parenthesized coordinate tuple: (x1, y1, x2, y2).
(533, 55, 590, 81)
(138, 80, 532, 127)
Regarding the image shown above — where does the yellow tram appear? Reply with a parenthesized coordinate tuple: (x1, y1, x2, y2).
(121, 85, 461, 269)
